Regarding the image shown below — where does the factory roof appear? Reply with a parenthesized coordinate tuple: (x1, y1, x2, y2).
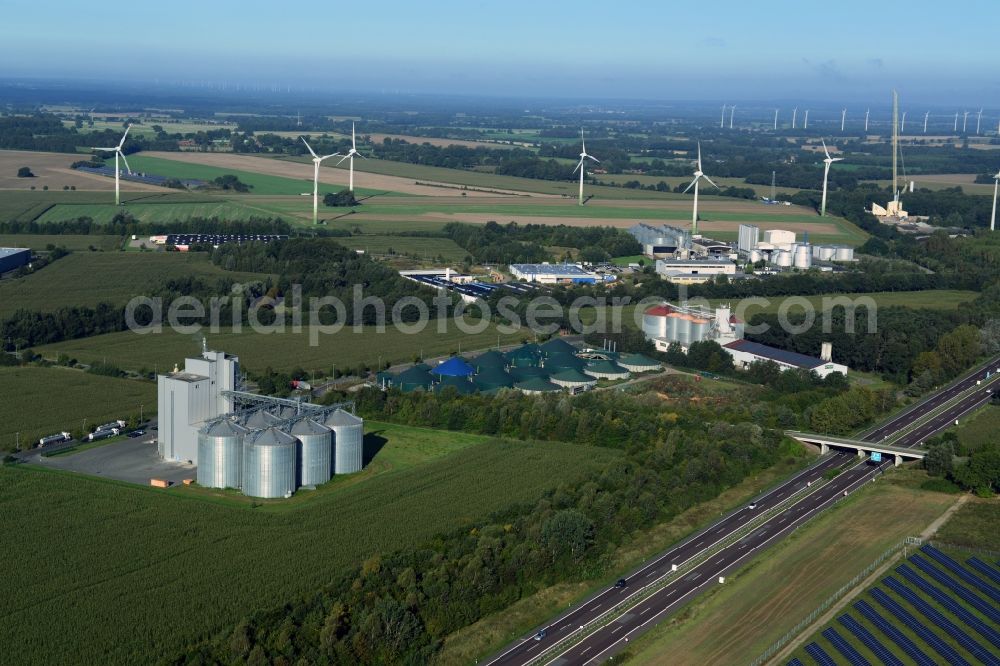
(722, 340, 827, 369)
(509, 263, 590, 276)
(514, 377, 562, 392)
(170, 372, 207, 383)
(656, 258, 735, 266)
(0, 247, 30, 257)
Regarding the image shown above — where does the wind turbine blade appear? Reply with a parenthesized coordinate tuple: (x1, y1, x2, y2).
(117, 124, 131, 149)
(831, 157, 844, 163)
(703, 174, 720, 190)
(587, 155, 600, 163)
(821, 139, 831, 160)
(682, 176, 700, 194)
(337, 154, 350, 166)
(90, 147, 116, 151)
(301, 137, 318, 158)
(118, 151, 132, 175)
(320, 152, 340, 161)
(697, 142, 703, 171)
(352, 122, 356, 150)
(572, 159, 583, 174)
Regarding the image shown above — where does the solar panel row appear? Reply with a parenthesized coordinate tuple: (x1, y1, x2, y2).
(967, 557, 1000, 586)
(910, 555, 1000, 624)
(804, 642, 837, 666)
(787, 659, 804, 666)
(921, 545, 1000, 604)
(895, 564, 1000, 650)
(854, 599, 936, 666)
(821, 627, 871, 666)
(838, 614, 904, 666)
(883, 576, 1000, 666)
(869, 588, 970, 666)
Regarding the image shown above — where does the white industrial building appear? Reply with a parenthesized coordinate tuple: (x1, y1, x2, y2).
(629, 223, 692, 258)
(509, 263, 606, 284)
(722, 340, 848, 379)
(655, 258, 737, 284)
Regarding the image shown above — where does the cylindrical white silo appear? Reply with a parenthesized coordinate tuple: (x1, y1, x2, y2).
(290, 417, 333, 486)
(324, 409, 364, 474)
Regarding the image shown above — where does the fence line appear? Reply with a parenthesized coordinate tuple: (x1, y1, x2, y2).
(929, 540, 1000, 560)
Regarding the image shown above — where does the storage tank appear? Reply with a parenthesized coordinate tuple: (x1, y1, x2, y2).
(243, 409, 282, 430)
(676, 315, 693, 346)
(290, 418, 332, 486)
(666, 312, 682, 342)
(197, 418, 247, 489)
(773, 250, 792, 267)
(690, 317, 710, 343)
(793, 245, 812, 269)
(324, 409, 364, 474)
(242, 427, 298, 499)
(833, 246, 854, 261)
(816, 245, 836, 261)
(641, 305, 670, 340)
(749, 249, 763, 263)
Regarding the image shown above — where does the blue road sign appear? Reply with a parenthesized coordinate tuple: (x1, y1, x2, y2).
(871, 452, 882, 463)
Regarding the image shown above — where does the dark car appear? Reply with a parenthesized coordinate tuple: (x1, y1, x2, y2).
(614, 578, 627, 589)
(127, 430, 145, 438)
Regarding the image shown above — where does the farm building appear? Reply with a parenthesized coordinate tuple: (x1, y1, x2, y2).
(158, 346, 364, 498)
(0, 247, 30, 274)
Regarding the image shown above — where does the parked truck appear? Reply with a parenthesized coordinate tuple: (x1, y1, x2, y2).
(96, 420, 127, 431)
(86, 427, 120, 442)
(38, 431, 72, 447)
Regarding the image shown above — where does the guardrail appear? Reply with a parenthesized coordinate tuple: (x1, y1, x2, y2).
(883, 373, 999, 446)
(525, 473, 839, 665)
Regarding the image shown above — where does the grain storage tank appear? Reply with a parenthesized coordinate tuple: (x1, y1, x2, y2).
(793, 245, 812, 269)
(833, 246, 854, 261)
(690, 317, 710, 343)
(642, 305, 670, 340)
(324, 409, 364, 474)
(242, 427, 298, 499)
(197, 418, 247, 489)
(773, 250, 792, 267)
(749, 249, 763, 263)
(290, 418, 332, 487)
(676, 314, 693, 347)
(243, 409, 281, 430)
(666, 312, 682, 342)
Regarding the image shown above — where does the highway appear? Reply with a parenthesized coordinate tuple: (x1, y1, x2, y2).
(484, 355, 999, 666)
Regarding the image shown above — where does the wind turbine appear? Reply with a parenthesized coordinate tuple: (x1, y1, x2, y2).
(901, 111, 907, 134)
(803, 109, 810, 129)
(336, 122, 366, 192)
(841, 109, 846, 132)
(792, 107, 798, 129)
(923, 111, 929, 134)
(729, 104, 735, 129)
(963, 111, 969, 133)
(819, 140, 843, 217)
(682, 142, 719, 236)
(90, 124, 132, 205)
(301, 137, 341, 224)
(774, 108, 779, 130)
(572, 129, 599, 206)
(864, 108, 870, 132)
(991, 167, 1000, 232)
(976, 109, 983, 134)
(720, 104, 727, 129)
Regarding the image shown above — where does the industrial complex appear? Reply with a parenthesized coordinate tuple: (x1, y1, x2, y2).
(0, 247, 31, 274)
(157, 346, 364, 498)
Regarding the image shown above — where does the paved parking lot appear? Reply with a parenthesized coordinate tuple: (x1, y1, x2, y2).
(32, 437, 195, 486)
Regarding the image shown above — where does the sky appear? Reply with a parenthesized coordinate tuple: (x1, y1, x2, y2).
(2, 0, 998, 106)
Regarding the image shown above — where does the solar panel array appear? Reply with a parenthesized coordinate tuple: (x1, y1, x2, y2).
(968, 557, 1000, 586)
(838, 614, 903, 666)
(853, 599, 936, 666)
(405, 273, 538, 300)
(920, 544, 1000, 604)
(804, 642, 837, 666)
(75, 165, 205, 188)
(897, 563, 1000, 649)
(909, 555, 1000, 623)
(821, 627, 871, 666)
(166, 234, 288, 246)
(868, 588, 970, 666)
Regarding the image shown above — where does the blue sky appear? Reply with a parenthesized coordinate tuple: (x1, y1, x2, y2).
(2, 0, 998, 105)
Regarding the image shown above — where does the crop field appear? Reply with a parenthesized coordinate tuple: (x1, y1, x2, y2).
(37, 320, 529, 374)
(63, 119, 237, 137)
(0, 366, 155, 450)
(0, 150, 167, 193)
(864, 173, 996, 196)
(0, 432, 617, 664)
(0, 189, 218, 223)
(0, 234, 121, 251)
(711, 289, 978, 320)
(331, 234, 469, 261)
(0, 252, 268, 318)
(935, 500, 1000, 551)
(33, 199, 278, 225)
(948, 404, 1000, 454)
(596, 173, 807, 199)
(623, 479, 957, 666)
(787, 541, 1000, 666)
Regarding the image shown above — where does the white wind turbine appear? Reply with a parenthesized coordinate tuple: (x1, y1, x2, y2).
(841, 108, 846, 132)
(720, 104, 727, 129)
(336, 122, 366, 191)
(774, 108, 779, 130)
(963, 111, 969, 133)
(923, 111, 929, 134)
(792, 107, 798, 129)
(990, 166, 1000, 232)
(804, 109, 810, 129)
(682, 142, 719, 236)
(901, 111, 907, 134)
(90, 124, 132, 205)
(864, 108, 870, 132)
(572, 129, 599, 206)
(976, 109, 983, 135)
(819, 140, 843, 217)
(729, 104, 735, 129)
(301, 137, 340, 224)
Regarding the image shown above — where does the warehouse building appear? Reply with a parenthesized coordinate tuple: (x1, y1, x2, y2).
(629, 223, 692, 258)
(722, 340, 848, 379)
(509, 263, 608, 284)
(0, 247, 30, 274)
(655, 258, 737, 284)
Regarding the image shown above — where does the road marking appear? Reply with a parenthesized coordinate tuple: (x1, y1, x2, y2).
(612, 625, 622, 634)
(640, 607, 650, 614)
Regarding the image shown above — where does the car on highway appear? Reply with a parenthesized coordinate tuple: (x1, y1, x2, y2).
(534, 628, 547, 641)
(614, 578, 627, 588)
(747, 502, 757, 510)
(127, 430, 145, 438)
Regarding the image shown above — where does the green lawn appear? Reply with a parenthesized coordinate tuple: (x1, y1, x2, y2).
(0, 431, 617, 664)
(0, 234, 122, 251)
(0, 366, 154, 450)
(37, 322, 529, 375)
(0, 252, 268, 317)
(711, 289, 978, 320)
(34, 200, 280, 225)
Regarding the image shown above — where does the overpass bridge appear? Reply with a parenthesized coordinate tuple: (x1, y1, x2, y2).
(786, 431, 927, 466)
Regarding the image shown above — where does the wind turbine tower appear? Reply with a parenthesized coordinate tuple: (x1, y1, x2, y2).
(682, 142, 719, 236)
(792, 107, 798, 129)
(336, 122, 366, 192)
(773, 108, 779, 130)
(301, 137, 340, 225)
(864, 108, 870, 132)
(820, 140, 844, 217)
(976, 109, 983, 134)
(963, 111, 969, 133)
(90, 125, 132, 205)
(901, 111, 907, 134)
(720, 105, 727, 129)
(841, 109, 846, 132)
(923, 111, 929, 134)
(954, 112, 959, 133)
(804, 109, 810, 129)
(991, 167, 1000, 232)
(572, 129, 600, 206)
(729, 105, 736, 129)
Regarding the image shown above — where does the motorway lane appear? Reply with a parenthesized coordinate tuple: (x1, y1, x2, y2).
(894, 385, 996, 448)
(483, 453, 852, 666)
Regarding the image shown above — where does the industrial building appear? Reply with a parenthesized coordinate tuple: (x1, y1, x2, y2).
(640, 302, 847, 378)
(629, 223, 692, 258)
(148, 234, 288, 248)
(655, 258, 737, 284)
(158, 346, 364, 498)
(0, 247, 31, 274)
(737, 225, 854, 267)
(509, 263, 611, 284)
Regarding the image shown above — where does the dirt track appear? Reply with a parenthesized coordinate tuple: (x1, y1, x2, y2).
(0, 150, 166, 192)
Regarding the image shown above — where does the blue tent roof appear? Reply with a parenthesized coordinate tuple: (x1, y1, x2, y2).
(432, 356, 475, 377)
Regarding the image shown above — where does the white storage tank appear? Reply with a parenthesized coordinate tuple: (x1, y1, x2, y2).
(642, 305, 669, 340)
(243, 409, 282, 430)
(773, 250, 793, 267)
(793, 244, 812, 269)
(833, 246, 855, 261)
(324, 409, 364, 474)
(676, 315, 693, 346)
(242, 427, 298, 499)
(749, 249, 763, 263)
(690, 318, 710, 344)
(817, 245, 836, 261)
(291, 417, 333, 486)
(197, 418, 247, 489)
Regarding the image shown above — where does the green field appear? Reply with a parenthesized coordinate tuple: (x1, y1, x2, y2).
(934, 499, 1000, 550)
(0, 429, 617, 664)
(0, 234, 121, 251)
(0, 190, 210, 223)
(0, 366, 155, 450)
(332, 234, 469, 261)
(37, 321, 530, 375)
(0, 252, 268, 317)
(34, 199, 281, 225)
(597, 173, 806, 199)
(710, 289, 978, 320)
(623, 477, 957, 666)
(64, 119, 237, 137)
(948, 403, 1000, 454)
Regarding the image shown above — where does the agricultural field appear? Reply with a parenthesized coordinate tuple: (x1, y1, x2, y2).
(621, 478, 957, 666)
(863, 173, 997, 196)
(331, 234, 469, 261)
(0, 432, 617, 664)
(934, 500, 1000, 551)
(33, 199, 281, 225)
(948, 404, 1000, 454)
(0, 366, 155, 450)
(711, 289, 978, 320)
(0, 234, 121, 251)
(36, 320, 530, 375)
(0, 189, 218, 224)
(596, 173, 806, 199)
(62, 118, 237, 137)
(0, 252, 268, 318)
(0, 150, 167, 193)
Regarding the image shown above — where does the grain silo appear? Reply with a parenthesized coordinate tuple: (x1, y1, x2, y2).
(242, 427, 298, 499)
(773, 250, 793, 267)
(243, 409, 282, 430)
(690, 317, 711, 344)
(676, 314, 693, 347)
(325, 409, 364, 474)
(833, 246, 855, 261)
(641, 305, 670, 340)
(196, 418, 247, 489)
(793, 244, 812, 269)
(290, 418, 333, 487)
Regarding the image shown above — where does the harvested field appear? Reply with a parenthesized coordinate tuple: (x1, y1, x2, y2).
(0, 150, 167, 192)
